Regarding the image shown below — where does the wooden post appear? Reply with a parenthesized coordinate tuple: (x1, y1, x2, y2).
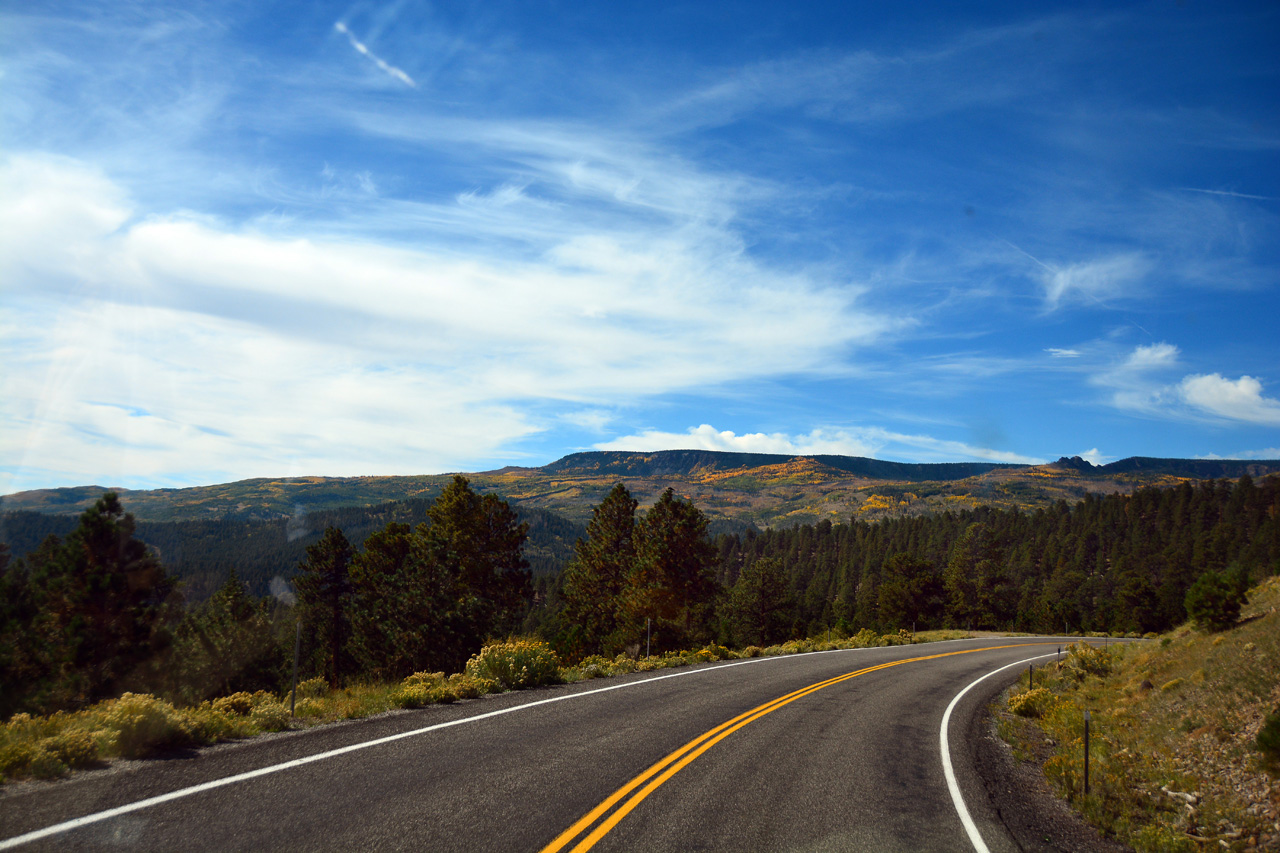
(1083, 709, 1091, 795)
(290, 619, 301, 717)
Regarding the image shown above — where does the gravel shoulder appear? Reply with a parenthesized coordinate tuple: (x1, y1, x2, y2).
(974, 701, 1133, 853)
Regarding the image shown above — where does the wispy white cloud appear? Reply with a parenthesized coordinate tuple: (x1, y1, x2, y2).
(1039, 253, 1151, 311)
(0, 154, 891, 492)
(595, 424, 1043, 465)
(1046, 348, 1081, 358)
(1091, 343, 1280, 426)
(1196, 448, 1280, 461)
(1090, 342, 1180, 415)
(334, 22, 417, 88)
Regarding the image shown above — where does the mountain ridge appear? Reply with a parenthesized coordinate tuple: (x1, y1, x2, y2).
(3, 450, 1278, 529)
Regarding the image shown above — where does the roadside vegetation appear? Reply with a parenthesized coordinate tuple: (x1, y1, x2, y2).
(0, 629, 969, 784)
(998, 576, 1280, 851)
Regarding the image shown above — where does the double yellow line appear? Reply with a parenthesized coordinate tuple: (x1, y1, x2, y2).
(540, 643, 1036, 853)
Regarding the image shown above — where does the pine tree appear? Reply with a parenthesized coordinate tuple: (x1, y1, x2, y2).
(295, 526, 355, 688)
(725, 557, 791, 646)
(628, 489, 718, 650)
(560, 483, 638, 657)
(427, 476, 531, 637)
(7, 493, 178, 711)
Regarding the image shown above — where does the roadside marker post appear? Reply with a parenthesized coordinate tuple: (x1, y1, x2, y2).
(1083, 709, 1091, 795)
(290, 620, 301, 717)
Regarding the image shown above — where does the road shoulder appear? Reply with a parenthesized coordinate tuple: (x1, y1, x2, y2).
(974, 703, 1133, 853)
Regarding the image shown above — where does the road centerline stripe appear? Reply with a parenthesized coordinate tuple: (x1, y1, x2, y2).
(540, 643, 1052, 853)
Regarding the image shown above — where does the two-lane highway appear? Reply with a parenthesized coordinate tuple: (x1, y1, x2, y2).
(0, 639, 1080, 852)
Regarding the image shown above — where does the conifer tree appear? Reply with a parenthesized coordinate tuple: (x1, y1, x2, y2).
(725, 556, 791, 646)
(4, 493, 177, 711)
(560, 483, 637, 657)
(427, 475, 531, 637)
(295, 525, 355, 688)
(628, 488, 718, 650)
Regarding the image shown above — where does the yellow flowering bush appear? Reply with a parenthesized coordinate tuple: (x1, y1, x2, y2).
(102, 693, 198, 758)
(1063, 642, 1113, 679)
(1008, 687, 1057, 718)
(466, 639, 561, 690)
(211, 692, 254, 716)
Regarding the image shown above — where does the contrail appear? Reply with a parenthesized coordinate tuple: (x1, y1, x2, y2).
(1177, 187, 1275, 201)
(1001, 239, 1054, 272)
(335, 21, 416, 88)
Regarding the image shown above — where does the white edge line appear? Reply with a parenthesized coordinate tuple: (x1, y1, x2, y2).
(2, 636, 1031, 850)
(940, 650, 1059, 853)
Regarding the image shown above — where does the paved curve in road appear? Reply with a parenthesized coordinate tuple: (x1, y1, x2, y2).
(0, 638, 1084, 852)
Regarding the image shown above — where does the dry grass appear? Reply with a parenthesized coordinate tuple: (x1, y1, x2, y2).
(997, 576, 1280, 852)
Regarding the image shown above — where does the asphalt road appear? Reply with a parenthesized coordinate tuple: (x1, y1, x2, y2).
(0, 638, 1080, 852)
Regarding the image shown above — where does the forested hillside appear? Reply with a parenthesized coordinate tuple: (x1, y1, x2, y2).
(1, 500, 582, 603)
(709, 474, 1279, 638)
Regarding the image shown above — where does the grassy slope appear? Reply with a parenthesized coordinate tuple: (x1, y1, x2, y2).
(998, 577, 1280, 851)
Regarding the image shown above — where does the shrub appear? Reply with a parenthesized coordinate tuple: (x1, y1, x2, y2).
(0, 741, 66, 780)
(211, 692, 255, 716)
(102, 693, 198, 758)
(1008, 687, 1057, 718)
(1184, 569, 1246, 632)
(466, 639, 561, 690)
(249, 700, 291, 732)
(446, 673, 497, 700)
(851, 628, 880, 648)
(1257, 707, 1280, 768)
(396, 672, 447, 708)
(741, 646, 763, 658)
(610, 654, 637, 674)
(702, 643, 732, 661)
(39, 730, 101, 769)
(576, 655, 612, 679)
(1064, 642, 1112, 679)
(296, 677, 329, 700)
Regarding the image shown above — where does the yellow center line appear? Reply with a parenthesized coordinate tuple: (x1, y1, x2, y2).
(541, 642, 1054, 853)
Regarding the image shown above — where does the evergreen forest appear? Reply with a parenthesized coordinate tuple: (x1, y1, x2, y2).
(1, 472, 1276, 720)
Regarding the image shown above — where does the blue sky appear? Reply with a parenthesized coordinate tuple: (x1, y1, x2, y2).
(2, 0, 1278, 493)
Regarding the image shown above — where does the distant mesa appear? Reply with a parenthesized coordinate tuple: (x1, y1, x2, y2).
(542, 450, 1018, 482)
